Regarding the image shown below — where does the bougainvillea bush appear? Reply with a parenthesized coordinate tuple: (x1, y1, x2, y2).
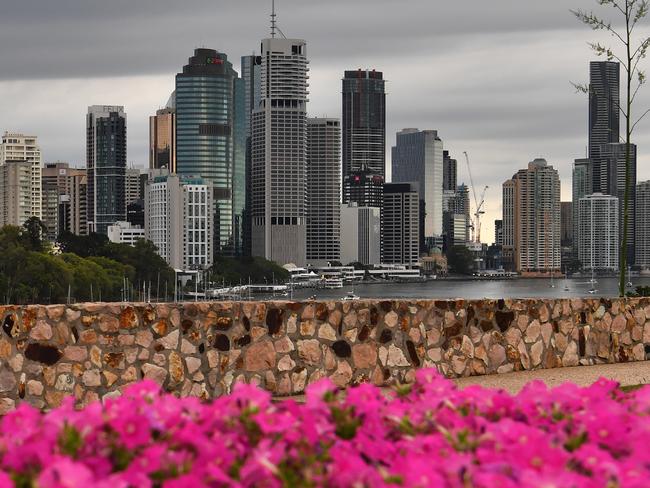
(1, 370, 650, 487)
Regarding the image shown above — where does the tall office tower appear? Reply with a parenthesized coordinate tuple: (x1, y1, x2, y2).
(589, 61, 620, 193)
(382, 183, 420, 265)
(149, 106, 176, 172)
(391, 129, 444, 251)
(86, 106, 126, 235)
(306, 118, 341, 265)
(600, 142, 637, 264)
(176, 49, 243, 256)
(241, 55, 262, 256)
(636, 181, 650, 267)
(251, 36, 309, 266)
(0, 132, 42, 222)
(561, 202, 573, 248)
(443, 150, 457, 192)
(342, 69, 386, 207)
(502, 159, 561, 274)
(572, 158, 592, 255)
(578, 193, 619, 271)
(125, 168, 142, 206)
(145, 171, 214, 270)
(340, 203, 381, 265)
(443, 213, 468, 249)
(494, 220, 503, 246)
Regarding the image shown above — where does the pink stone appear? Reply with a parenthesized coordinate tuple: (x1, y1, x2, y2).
(352, 343, 377, 369)
(297, 339, 321, 366)
(63, 346, 87, 362)
(243, 340, 276, 371)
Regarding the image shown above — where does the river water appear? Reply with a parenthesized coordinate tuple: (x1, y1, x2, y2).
(289, 277, 650, 300)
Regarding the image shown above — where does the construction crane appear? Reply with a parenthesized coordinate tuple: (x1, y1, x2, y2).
(463, 151, 488, 244)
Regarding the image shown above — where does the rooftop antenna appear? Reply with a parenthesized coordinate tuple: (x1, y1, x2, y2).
(270, 0, 287, 39)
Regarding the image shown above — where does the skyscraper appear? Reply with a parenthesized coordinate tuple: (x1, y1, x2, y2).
(251, 37, 309, 266)
(0, 132, 42, 223)
(86, 105, 126, 235)
(42, 162, 84, 239)
(342, 69, 386, 208)
(443, 150, 457, 192)
(502, 159, 561, 274)
(578, 193, 619, 272)
(125, 168, 142, 206)
(382, 182, 420, 265)
(635, 180, 650, 268)
(494, 220, 503, 246)
(391, 129, 444, 251)
(589, 61, 620, 193)
(306, 118, 341, 265)
(176, 49, 241, 256)
(240, 55, 262, 257)
(561, 201, 573, 248)
(149, 106, 176, 172)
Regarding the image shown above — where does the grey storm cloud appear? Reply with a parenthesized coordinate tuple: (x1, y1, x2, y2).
(1, 0, 649, 243)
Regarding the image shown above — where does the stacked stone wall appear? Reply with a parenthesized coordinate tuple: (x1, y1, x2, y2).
(1, 298, 650, 412)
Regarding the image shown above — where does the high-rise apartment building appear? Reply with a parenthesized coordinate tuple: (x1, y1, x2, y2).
(342, 69, 385, 208)
(443, 150, 457, 192)
(107, 221, 145, 246)
(251, 37, 309, 266)
(0, 161, 32, 228)
(0, 132, 42, 224)
(306, 118, 341, 265)
(382, 183, 420, 265)
(636, 181, 650, 268)
(340, 203, 381, 266)
(502, 159, 561, 274)
(149, 106, 176, 172)
(86, 105, 127, 235)
(176, 49, 244, 256)
(589, 61, 620, 193)
(145, 171, 214, 270)
(391, 129, 444, 251)
(572, 158, 592, 255)
(578, 193, 619, 271)
(62, 173, 88, 236)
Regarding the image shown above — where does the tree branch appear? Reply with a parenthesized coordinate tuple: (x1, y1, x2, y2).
(571, 9, 629, 45)
(631, 107, 650, 132)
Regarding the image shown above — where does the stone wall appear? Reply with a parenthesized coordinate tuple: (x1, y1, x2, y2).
(1, 298, 650, 412)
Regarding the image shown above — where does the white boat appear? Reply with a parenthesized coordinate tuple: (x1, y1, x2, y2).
(343, 291, 360, 301)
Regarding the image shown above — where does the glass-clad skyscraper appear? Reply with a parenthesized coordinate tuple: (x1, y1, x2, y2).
(175, 49, 240, 256)
(86, 105, 126, 235)
(342, 69, 386, 208)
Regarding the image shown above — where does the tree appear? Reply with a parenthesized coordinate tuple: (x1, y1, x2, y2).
(447, 245, 474, 275)
(572, 0, 650, 296)
(21, 217, 48, 252)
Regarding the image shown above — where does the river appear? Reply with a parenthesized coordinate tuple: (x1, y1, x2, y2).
(288, 277, 650, 300)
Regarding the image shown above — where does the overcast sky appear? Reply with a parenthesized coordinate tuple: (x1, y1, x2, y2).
(1, 0, 649, 243)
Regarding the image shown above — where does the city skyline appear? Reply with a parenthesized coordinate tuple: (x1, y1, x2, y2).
(2, 0, 650, 244)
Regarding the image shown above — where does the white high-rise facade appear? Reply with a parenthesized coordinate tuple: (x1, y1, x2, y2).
(340, 203, 380, 266)
(636, 181, 650, 268)
(145, 171, 214, 270)
(578, 193, 619, 271)
(125, 168, 142, 206)
(0, 132, 42, 225)
(251, 36, 309, 266)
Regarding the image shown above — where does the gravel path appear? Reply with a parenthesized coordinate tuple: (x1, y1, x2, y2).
(453, 361, 650, 394)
